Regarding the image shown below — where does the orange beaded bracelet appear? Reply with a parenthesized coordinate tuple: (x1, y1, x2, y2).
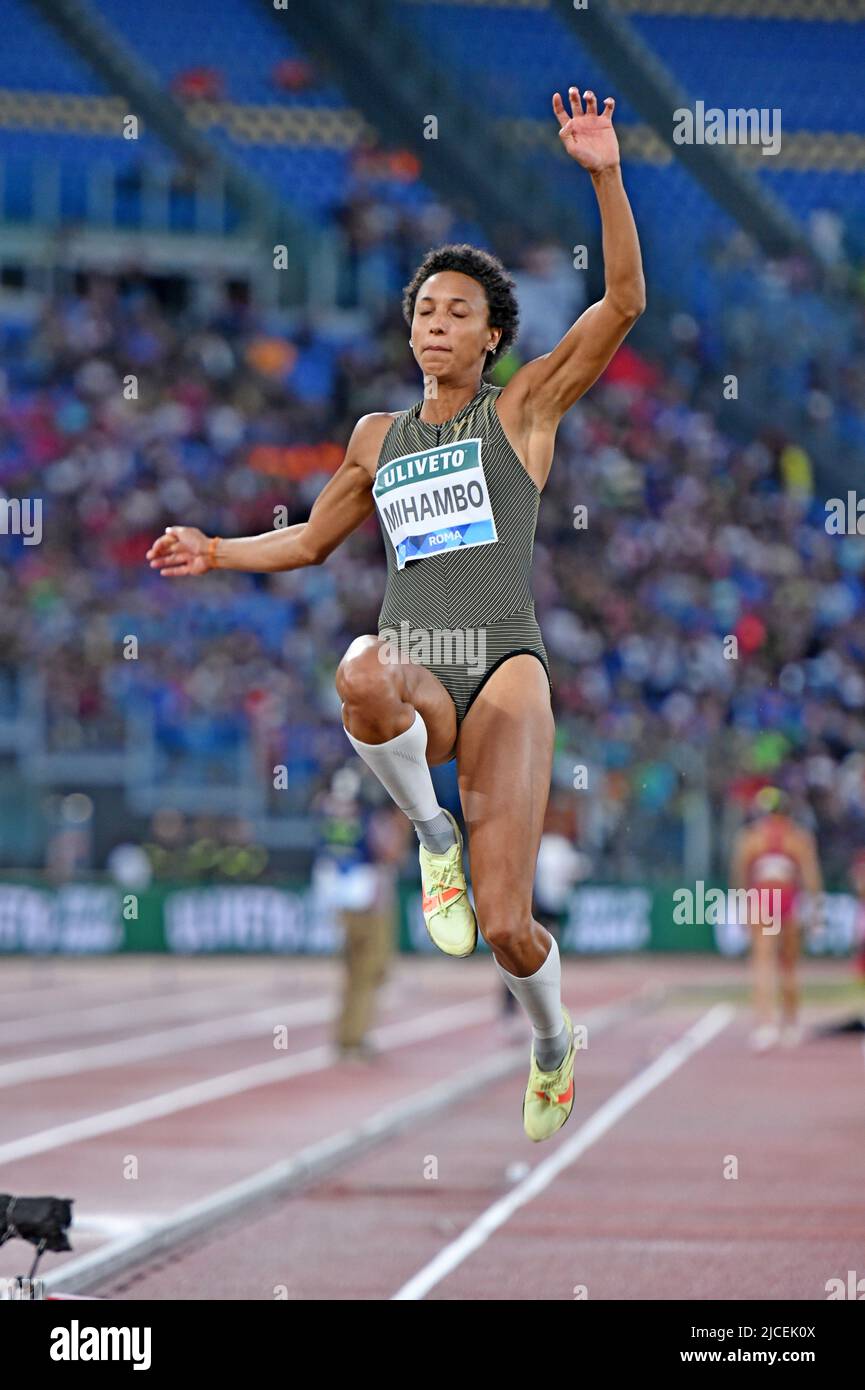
(208, 536, 222, 569)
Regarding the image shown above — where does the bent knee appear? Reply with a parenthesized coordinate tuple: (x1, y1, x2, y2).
(474, 896, 533, 953)
(336, 636, 399, 707)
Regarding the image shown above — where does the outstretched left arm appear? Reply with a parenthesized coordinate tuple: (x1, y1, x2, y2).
(502, 88, 646, 431)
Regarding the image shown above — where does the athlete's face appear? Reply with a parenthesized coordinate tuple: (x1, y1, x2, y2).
(411, 271, 501, 380)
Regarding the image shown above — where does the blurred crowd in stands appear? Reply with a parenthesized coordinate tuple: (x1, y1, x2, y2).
(1, 185, 865, 887)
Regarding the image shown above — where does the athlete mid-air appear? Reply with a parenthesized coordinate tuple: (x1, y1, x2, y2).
(147, 88, 645, 1141)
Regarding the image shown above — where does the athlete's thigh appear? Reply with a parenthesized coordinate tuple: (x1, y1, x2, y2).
(339, 633, 457, 766)
(454, 654, 554, 902)
(399, 654, 459, 765)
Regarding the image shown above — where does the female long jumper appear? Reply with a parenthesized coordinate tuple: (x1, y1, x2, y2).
(147, 88, 645, 1141)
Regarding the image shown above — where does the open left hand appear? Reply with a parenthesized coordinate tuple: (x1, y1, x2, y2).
(553, 86, 620, 174)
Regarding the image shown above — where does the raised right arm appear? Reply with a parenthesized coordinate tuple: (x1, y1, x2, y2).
(147, 413, 391, 577)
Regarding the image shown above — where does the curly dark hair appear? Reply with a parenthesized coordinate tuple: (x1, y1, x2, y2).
(401, 243, 519, 369)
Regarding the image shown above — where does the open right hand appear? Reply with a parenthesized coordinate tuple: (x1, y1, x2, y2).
(146, 526, 214, 577)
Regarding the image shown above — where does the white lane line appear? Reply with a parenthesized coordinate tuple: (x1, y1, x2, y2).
(0, 984, 103, 1009)
(40, 987, 658, 1296)
(0, 971, 213, 1008)
(391, 1003, 735, 1300)
(0, 998, 500, 1165)
(38, 1041, 534, 1297)
(0, 997, 335, 1088)
(68, 1213, 159, 1240)
(0, 981, 269, 1047)
(2, 985, 663, 1168)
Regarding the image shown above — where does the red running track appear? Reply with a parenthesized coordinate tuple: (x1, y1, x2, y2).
(0, 955, 861, 1300)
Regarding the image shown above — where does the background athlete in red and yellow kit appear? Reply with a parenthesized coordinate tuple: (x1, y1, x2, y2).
(730, 787, 823, 1051)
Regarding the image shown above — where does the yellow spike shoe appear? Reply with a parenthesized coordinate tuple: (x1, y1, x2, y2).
(418, 808, 477, 957)
(522, 1007, 576, 1142)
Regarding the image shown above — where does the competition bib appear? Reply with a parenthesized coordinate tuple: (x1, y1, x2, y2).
(373, 438, 498, 571)
(750, 853, 797, 885)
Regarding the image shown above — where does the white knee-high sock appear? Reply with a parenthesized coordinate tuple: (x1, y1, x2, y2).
(343, 709, 456, 853)
(495, 934, 569, 1070)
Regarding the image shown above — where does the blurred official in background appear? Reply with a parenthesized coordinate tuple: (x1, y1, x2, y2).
(312, 773, 412, 1061)
(337, 805, 413, 1061)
